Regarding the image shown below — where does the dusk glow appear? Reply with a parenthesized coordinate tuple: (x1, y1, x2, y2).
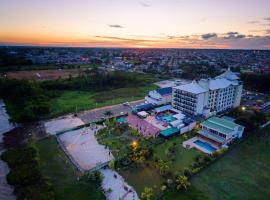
(1, 0, 270, 49)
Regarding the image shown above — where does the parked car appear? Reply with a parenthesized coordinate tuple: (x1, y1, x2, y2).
(122, 102, 130, 106)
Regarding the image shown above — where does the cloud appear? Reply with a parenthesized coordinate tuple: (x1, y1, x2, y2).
(264, 17, 270, 21)
(201, 33, 217, 40)
(265, 29, 270, 34)
(138, 1, 150, 7)
(224, 32, 246, 39)
(94, 36, 151, 42)
(108, 24, 124, 28)
(247, 20, 260, 24)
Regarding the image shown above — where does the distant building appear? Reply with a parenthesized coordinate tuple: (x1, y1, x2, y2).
(145, 87, 172, 105)
(172, 68, 243, 116)
(198, 116, 244, 146)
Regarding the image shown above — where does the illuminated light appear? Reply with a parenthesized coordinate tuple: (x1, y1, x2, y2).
(131, 140, 138, 149)
(241, 106, 246, 111)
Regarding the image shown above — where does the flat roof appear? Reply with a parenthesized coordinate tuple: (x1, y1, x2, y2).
(160, 127, 179, 137)
(174, 81, 207, 94)
(154, 104, 172, 113)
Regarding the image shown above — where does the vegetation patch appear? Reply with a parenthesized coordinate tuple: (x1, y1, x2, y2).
(1, 144, 56, 200)
(35, 136, 105, 200)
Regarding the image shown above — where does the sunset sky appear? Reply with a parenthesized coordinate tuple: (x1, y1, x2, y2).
(0, 0, 270, 49)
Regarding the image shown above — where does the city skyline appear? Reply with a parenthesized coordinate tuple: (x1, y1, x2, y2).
(1, 0, 270, 49)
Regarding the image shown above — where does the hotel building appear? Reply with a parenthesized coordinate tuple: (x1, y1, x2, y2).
(172, 68, 243, 116)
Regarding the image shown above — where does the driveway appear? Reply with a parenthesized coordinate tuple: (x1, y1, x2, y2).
(78, 99, 145, 123)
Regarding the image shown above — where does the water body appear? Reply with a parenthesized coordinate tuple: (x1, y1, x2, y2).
(0, 100, 16, 200)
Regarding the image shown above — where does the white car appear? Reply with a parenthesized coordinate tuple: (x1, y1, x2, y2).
(122, 102, 130, 106)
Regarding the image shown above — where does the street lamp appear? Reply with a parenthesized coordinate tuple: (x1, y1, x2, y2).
(241, 106, 246, 111)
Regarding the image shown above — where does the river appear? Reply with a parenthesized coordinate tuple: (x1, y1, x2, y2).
(0, 100, 16, 200)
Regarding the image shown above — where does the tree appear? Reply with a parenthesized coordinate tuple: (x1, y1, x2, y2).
(141, 187, 153, 200)
(108, 159, 115, 170)
(176, 175, 190, 191)
(157, 159, 169, 175)
(104, 110, 113, 119)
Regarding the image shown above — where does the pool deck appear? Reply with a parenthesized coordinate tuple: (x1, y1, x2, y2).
(183, 136, 220, 154)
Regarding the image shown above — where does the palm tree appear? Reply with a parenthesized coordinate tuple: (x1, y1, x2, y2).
(157, 159, 169, 175)
(176, 175, 190, 191)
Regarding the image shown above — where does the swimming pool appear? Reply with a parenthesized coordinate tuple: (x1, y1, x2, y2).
(194, 140, 217, 153)
(157, 115, 176, 122)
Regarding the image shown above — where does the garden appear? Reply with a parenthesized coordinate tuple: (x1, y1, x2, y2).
(96, 118, 214, 199)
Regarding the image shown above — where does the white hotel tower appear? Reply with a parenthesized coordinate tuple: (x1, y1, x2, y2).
(172, 68, 243, 116)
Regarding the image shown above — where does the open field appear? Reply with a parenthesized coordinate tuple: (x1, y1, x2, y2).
(0, 63, 98, 72)
(36, 136, 105, 200)
(49, 84, 158, 117)
(5, 69, 82, 80)
(162, 125, 270, 200)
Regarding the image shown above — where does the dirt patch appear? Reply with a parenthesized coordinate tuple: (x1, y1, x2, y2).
(3, 123, 46, 149)
(4, 69, 82, 80)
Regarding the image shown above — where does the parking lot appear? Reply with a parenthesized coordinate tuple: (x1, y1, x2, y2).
(78, 99, 145, 123)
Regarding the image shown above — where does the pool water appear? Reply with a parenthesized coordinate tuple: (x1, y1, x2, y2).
(157, 115, 176, 122)
(194, 140, 217, 153)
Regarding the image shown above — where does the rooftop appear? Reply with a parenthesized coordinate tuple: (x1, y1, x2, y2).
(174, 81, 207, 94)
(160, 127, 179, 137)
(201, 116, 244, 135)
(209, 78, 238, 90)
(155, 87, 172, 96)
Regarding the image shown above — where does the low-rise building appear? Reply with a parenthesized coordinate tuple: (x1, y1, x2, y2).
(198, 116, 244, 146)
(145, 87, 172, 105)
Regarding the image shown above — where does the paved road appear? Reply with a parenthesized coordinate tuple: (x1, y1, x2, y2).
(78, 99, 145, 123)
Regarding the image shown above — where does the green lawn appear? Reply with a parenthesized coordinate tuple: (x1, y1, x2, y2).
(163, 125, 270, 200)
(152, 134, 203, 173)
(118, 133, 202, 198)
(36, 136, 105, 200)
(119, 164, 164, 195)
(49, 84, 158, 117)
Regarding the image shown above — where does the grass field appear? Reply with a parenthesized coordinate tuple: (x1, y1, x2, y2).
(49, 84, 158, 116)
(152, 133, 203, 173)
(36, 136, 105, 200)
(163, 125, 270, 200)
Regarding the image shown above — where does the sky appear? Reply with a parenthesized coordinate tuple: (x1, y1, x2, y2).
(0, 0, 270, 49)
